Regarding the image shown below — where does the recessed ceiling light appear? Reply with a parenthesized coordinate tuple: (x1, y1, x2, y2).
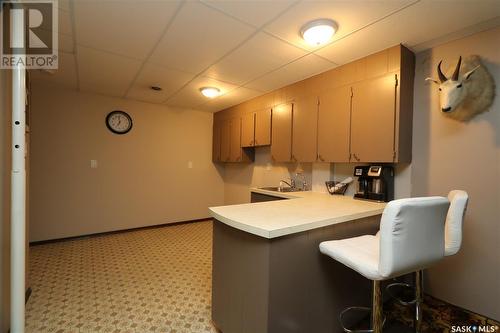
(150, 86, 162, 91)
(200, 87, 221, 99)
(300, 19, 337, 46)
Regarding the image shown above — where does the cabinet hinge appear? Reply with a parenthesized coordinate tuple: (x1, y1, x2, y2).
(395, 74, 399, 87)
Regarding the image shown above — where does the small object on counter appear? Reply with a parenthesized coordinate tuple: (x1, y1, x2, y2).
(325, 177, 353, 195)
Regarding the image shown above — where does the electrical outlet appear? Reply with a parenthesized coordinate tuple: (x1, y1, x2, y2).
(188, 161, 193, 169)
(90, 160, 98, 169)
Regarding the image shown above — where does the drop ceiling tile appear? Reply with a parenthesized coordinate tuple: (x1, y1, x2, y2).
(198, 87, 262, 112)
(315, 1, 500, 64)
(200, 0, 296, 28)
(126, 64, 195, 104)
(30, 53, 78, 89)
(165, 76, 238, 109)
(77, 46, 142, 97)
(74, 0, 180, 60)
(204, 32, 307, 85)
(149, 1, 255, 74)
(264, 0, 414, 51)
(245, 54, 336, 92)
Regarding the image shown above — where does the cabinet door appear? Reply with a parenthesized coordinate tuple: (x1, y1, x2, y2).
(254, 108, 271, 146)
(212, 119, 222, 162)
(317, 85, 351, 162)
(220, 119, 231, 162)
(351, 73, 397, 162)
(292, 95, 318, 162)
(229, 117, 242, 162)
(241, 113, 255, 147)
(271, 104, 293, 162)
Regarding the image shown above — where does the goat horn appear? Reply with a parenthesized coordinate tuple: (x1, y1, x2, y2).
(437, 60, 447, 83)
(452, 56, 462, 81)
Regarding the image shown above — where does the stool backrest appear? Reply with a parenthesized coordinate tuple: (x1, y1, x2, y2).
(379, 197, 450, 279)
(445, 190, 469, 256)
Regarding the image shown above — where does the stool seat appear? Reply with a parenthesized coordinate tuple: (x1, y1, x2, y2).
(320, 235, 381, 280)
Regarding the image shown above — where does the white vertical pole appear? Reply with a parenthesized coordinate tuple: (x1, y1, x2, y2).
(10, 4, 26, 332)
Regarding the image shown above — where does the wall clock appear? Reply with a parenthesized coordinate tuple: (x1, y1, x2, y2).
(106, 110, 133, 134)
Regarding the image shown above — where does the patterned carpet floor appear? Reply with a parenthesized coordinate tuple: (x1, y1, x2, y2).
(26, 220, 499, 333)
(26, 220, 217, 333)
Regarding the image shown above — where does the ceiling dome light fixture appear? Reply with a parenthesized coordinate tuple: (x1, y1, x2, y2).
(300, 19, 337, 46)
(200, 86, 221, 98)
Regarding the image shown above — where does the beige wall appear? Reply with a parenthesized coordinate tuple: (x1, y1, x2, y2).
(0, 70, 12, 332)
(29, 83, 225, 242)
(411, 27, 500, 319)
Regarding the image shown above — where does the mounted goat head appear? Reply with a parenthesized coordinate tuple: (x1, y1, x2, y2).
(426, 55, 495, 121)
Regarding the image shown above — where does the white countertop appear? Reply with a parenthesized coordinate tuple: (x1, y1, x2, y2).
(209, 188, 387, 239)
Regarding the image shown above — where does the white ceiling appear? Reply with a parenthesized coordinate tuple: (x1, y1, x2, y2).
(31, 0, 500, 112)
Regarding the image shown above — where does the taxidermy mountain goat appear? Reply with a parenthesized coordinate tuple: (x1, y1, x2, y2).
(426, 55, 495, 121)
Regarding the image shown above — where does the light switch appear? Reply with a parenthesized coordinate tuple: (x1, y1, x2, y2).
(90, 160, 98, 169)
(188, 161, 193, 169)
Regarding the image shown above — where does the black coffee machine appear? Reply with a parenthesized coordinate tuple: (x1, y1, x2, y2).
(353, 165, 394, 202)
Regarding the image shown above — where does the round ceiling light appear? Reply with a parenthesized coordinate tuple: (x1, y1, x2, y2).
(200, 86, 221, 98)
(300, 19, 337, 46)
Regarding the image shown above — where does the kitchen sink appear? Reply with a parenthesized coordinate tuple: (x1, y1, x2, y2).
(259, 186, 303, 193)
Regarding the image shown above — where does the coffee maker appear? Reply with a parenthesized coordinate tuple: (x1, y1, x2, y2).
(353, 165, 394, 202)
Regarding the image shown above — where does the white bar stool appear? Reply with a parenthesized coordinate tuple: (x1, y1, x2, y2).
(387, 190, 469, 331)
(319, 197, 450, 333)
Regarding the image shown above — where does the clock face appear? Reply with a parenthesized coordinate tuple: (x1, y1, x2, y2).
(106, 111, 132, 134)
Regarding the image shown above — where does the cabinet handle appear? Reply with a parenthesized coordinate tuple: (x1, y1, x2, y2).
(318, 154, 325, 162)
(353, 153, 360, 162)
(255, 139, 259, 145)
(291, 154, 297, 162)
(249, 140, 254, 146)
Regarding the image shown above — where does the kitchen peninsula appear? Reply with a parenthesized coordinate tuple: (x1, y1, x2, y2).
(209, 189, 386, 333)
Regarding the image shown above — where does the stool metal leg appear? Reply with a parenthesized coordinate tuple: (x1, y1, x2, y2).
(371, 280, 383, 333)
(415, 270, 424, 333)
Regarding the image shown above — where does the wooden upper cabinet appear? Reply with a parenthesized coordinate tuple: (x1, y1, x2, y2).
(317, 85, 351, 162)
(212, 119, 222, 162)
(241, 113, 255, 148)
(220, 119, 231, 162)
(271, 103, 293, 162)
(229, 117, 242, 162)
(254, 108, 271, 146)
(351, 73, 397, 163)
(292, 95, 318, 162)
(212, 45, 414, 164)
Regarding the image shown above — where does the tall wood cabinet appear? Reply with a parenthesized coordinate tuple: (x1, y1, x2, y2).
(317, 85, 352, 162)
(220, 119, 231, 162)
(254, 108, 271, 146)
(291, 95, 318, 162)
(271, 103, 293, 162)
(350, 73, 397, 162)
